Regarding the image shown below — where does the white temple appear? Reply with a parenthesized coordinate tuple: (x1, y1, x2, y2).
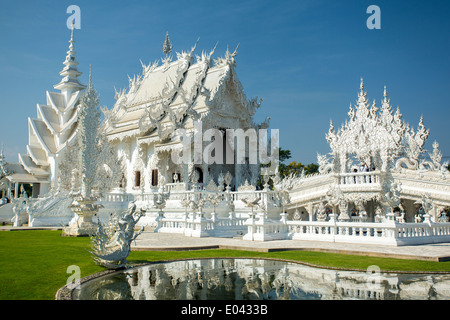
(102, 33, 268, 193)
(1, 28, 450, 246)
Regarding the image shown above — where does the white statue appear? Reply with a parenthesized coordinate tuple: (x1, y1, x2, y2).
(438, 210, 449, 223)
(316, 202, 328, 222)
(89, 201, 145, 269)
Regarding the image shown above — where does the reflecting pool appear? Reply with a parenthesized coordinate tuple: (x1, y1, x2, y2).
(72, 258, 450, 300)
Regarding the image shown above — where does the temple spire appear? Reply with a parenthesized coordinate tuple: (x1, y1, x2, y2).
(162, 31, 172, 56)
(87, 64, 93, 92)
(382, 85, 392, 108)
(54, 22, 86, 99)
(69, 21, 75, 49)
(0, 143, 4, 162)
(357, 77, 369, 108)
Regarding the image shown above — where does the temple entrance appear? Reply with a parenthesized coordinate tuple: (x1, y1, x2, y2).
(194, 167, 203, 184)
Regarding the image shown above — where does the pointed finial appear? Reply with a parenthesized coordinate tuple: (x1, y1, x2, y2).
(233, 43, 240, 56)
(70, 21, 75, 41)
(162, 31, 172, 56)
(68, 21, 76, 53)
(191, 37, 200, 53)
(88, 64, 92, 90)
(210, 42, 219, 56)
(360, 77, 364, 92)
(433, 140, 439, 149)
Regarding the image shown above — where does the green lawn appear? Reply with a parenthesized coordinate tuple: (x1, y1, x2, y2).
(1, 230, 450, 300)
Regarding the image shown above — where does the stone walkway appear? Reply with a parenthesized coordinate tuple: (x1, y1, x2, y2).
(132, 231, 450, 262)
(0, 226, 62, 231)
(3, 226, 450, 262)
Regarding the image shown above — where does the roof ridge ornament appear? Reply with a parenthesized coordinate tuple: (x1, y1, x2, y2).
(162, 31, 172, 56)
(190, 37, 200, 55)
(382, 85, 391, 106)
(0, 143, 4, 162)
(213, 43, 239, 67)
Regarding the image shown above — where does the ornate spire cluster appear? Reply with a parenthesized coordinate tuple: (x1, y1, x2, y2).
(326, 79, 432, 173)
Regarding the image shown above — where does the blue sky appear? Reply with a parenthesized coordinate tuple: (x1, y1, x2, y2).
(0, 0, 449, 165)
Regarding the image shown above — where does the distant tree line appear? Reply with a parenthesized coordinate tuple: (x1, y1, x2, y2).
(257, 148, 319, 189)
(278, 148, 319, 178)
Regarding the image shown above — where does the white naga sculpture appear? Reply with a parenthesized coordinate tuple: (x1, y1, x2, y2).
(90, 201, 145, 269)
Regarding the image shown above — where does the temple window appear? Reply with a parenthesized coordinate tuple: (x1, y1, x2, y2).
(135, 171, 141, 187)
(152, 169, 158, 186)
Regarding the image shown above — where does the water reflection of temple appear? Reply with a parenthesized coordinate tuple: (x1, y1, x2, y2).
(83, 259, 450, 300)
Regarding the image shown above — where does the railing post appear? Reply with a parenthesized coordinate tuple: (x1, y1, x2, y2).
(243, 212, 256, 241)
(280, 212, 287, 224)
(280, 212, 289, 238)
(328, 213, 337, 240)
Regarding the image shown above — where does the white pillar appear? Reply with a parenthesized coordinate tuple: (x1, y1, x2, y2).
(14, 183, 19, 200)
(202, 162, 209, 186)
(308, 203, 313, 221)
(235, 163, 241, 189)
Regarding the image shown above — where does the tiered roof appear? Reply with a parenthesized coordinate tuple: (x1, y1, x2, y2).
(18, 24, 86, 181)
(104, 38, 265, 144)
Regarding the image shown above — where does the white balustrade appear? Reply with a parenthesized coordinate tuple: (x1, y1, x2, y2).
(103, 193, 133, 203)
(339, 171, 380, 185)
(103, 184, 450, 246)
(155, 210, 248, 238)
(286, 219, 450, 245)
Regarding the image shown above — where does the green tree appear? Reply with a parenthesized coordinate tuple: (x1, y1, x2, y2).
(281, 161, 319, 178)
(304, 163, 319, 175)
(257, 148, 319, 188)
(277, 148, 292, 178)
